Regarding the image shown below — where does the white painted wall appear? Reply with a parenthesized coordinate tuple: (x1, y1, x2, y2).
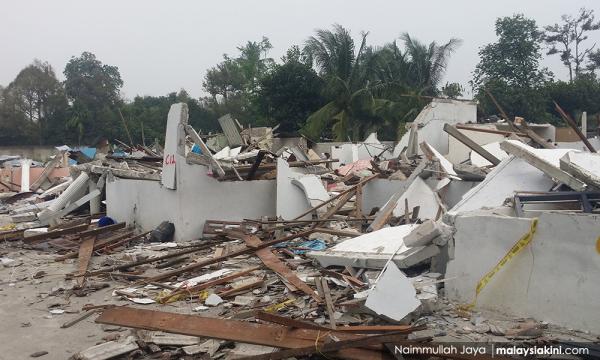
(446, 211, 600, 333)
(447, 128, 505, 164)
(107, 153, 276, 241)
(394, 99, 477, 157)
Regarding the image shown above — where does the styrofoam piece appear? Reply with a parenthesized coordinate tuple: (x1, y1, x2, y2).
(365, 262, 421, 321)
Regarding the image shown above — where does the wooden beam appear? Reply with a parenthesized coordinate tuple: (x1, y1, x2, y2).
(444, 124, 501, 166)
(76, 235, 96, 287)
(96, 307, 385, 360)
(368, 160, 429, 232)
(554, 101, 596, 152)
(144, 230, 315, 282)
(23, 223, 89, 245)
(239, 234, 321, 302)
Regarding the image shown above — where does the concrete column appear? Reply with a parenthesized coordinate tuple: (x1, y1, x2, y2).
(88, 179, 100, 215)
(20, 159, 31, 193)
(581, 111, 587, 138)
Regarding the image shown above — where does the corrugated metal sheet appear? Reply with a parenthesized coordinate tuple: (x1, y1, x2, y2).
(218, 114, 243, 147)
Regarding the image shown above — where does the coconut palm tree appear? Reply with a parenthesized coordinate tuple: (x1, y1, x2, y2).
(395, 33, 462, 95)
(302, 26, 461, 141)
(302, 25, 400, 141)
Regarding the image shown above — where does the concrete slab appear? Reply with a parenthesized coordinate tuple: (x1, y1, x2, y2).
(500, 140, 586, 191)
(449, 156, 555, 216)
(307, 225, 440, 269)
(559, 151, 600, 190)
(391, 177, 442, 220)
(365, 262, 421, 321)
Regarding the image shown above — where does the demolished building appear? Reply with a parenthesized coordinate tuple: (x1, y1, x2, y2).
(1, 97, 599, 359)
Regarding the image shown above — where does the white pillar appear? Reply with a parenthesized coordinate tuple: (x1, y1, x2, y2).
(89, 179, 100, 215)
(20, 159, 31, 193)
(581, 111, 587, 138)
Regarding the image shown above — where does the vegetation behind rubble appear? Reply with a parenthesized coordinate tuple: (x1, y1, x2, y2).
(1, 8, 599, 146)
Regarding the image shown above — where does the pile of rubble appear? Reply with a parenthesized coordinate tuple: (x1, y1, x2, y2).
(1, 98, 599, 359)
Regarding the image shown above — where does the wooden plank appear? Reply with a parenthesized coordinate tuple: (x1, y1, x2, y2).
(145, 230, 315, 282)
(254, 311, 328, 331)
(160, 266, 261, 303)
(313, 189, 355, 227)
(444, 124, 501, 166)
(554, 101, 596, 153)
(55, 230, 135, 261)
(236, 332, 410, 360)
(368, 159, 429, 232)
(95, 307, 384, 360)
(241, 234, 321, 302)
(23, 223, 90, 244)
(30, 152, 63, 191)
(87, 239, 225, 276)
(321, 278, 336, 329)
(77, 222, 126, 239)
(292, 174, 379, 220)
(185, 124, 226, 177)
(455, 124, 528, 137)
(76, 235, 96, 287)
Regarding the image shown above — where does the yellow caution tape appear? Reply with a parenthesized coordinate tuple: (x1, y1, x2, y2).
(263, 299, 294, 313)
(0, 223, 16, 231)
(462, 217, 538, 310)
(155, 289, 210, 304)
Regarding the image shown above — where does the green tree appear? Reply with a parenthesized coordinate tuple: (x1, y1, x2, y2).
(0, 60, 68, 145)
(202, 37, 274, 124)
(544, 8, 600, 81)
(441, 82, 464, 99)
(302, 25, 402, 141)
(255, 47, 326, 134)
(381, 34, 461, 95)
(64, 51, 124, 144)
(472, 15, 552, 122)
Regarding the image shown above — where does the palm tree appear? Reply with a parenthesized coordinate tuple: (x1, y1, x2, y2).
(302, 26, 461, 141)
(302, 25, 400, 141)
(395, 33, 462, 95)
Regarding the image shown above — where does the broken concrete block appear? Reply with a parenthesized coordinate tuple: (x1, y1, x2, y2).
(138, 330, 201, 346)
(307, 225, 439, 269)
(559, 151, 600, 190)
(500, 140, 586, 191)
(74, 336, 138, 360)
(404, 220, 440, 247)
(365, 262, 421, 321)
(205, 293, 223, 306)
(182, 339, 220, 356)
(405, 220, 454, 248)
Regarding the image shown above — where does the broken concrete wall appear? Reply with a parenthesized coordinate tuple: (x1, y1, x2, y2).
(394, 99, 476, 157)
(446, 211, 600, 333)
(107, 153, 276, 241)
(449, 156, 554, 215)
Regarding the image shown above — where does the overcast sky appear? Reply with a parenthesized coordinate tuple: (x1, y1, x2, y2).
(1, 0, 599, 99)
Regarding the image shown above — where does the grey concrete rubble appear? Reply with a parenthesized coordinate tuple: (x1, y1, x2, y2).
(1, 97, 599, 359)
